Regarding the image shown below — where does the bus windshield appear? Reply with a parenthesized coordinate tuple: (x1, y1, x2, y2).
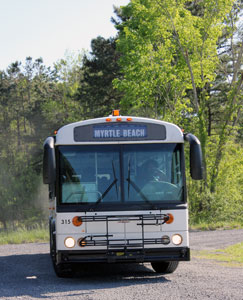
(58, 144, 184, 205)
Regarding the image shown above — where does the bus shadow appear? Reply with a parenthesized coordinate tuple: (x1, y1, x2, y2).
(0, 253, 170, 299)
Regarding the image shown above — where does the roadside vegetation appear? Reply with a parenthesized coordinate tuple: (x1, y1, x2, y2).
(0, 226, 49, 245)
(193, 242, 243, 267)
(189, 221, 243, 231)
(0, 0, 242, 237)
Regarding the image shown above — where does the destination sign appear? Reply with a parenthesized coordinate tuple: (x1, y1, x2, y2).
(93, 125, 147, 139)
(73, 123, 166, 142)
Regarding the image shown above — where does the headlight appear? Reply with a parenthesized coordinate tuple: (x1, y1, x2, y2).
(64, 237, 75, 248)
(172, 234, 183, 245)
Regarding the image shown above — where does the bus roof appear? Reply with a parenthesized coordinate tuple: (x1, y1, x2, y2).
(55, 115, 184, 145)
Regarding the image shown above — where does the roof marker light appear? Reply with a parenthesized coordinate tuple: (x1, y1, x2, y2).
(127, 117, 132, 122)
(106, 118, 112, 122)
(116, 117, 122, 122)
(112, 109, 120, 116)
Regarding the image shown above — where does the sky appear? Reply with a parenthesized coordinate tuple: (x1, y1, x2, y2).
(0, 0, 130, 70)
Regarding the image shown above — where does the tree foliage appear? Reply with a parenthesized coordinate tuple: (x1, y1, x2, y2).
(0, 56, 82, 229)
(114, 0, 243, 220)
(0, 38, 123, 229)
(114, 0, 232, 114)
(74, 36, 123, 118)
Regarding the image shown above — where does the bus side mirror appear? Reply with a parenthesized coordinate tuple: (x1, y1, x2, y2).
(43, 137, 56, 184)
(184, 133, 204, 180)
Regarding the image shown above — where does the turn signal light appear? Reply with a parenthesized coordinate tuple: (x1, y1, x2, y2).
(161, 235, 170, 245)
(165, 213, 174, 224)
(78, 237, 87, 247)
(72, 216, 83, 226)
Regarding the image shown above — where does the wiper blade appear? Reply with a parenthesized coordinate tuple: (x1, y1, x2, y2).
(127, 158, 131, 199)
(95, 178, 118, 204)
(112, 160, 119, 199)
(95, 160, 118, 205)
(126, 178, 156, 209)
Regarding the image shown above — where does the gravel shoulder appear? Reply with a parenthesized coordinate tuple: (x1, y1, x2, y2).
(189, 228, 243, 251)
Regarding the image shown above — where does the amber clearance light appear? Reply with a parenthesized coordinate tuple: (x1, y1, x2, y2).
(72, 216, 83, 226)
(112, 109, 120, 116)
(165, 213, 174, 224)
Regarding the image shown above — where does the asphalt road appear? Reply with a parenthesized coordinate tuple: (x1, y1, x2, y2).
(0, 229, 242, 300)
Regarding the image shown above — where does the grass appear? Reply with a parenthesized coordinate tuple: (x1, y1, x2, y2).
(193, 242, 243, 267)
(189, 220, 243, 231)
(0, 228, 49, 245)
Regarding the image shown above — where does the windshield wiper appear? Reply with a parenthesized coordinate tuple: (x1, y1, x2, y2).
(126, 177, 156, 209)
(95, 160, 118, 205)
(127, 158, 131, 199)
(112, 160, 119, 199)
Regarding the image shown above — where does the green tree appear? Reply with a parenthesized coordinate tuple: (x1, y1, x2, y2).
(114, 0, 237, 190)
(208, 3, 243, 192)
(0, 58, 59, 229)
(42, 50, 85, 127)
(0, 53, 91, 229)
(74, 36, 123, 118)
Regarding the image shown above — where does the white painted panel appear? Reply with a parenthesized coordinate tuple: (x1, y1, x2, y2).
(55, 209, 189, 251)
(55, 116, 184, 145)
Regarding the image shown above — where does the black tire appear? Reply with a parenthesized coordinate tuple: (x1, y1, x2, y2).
(53, 262, 73, 278)
(151, 261, 179, 274)
(49, 220, 56, 264)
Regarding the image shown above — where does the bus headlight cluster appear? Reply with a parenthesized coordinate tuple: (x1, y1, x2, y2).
(172, 234, 183, 245)
(64, 237, 75, 248)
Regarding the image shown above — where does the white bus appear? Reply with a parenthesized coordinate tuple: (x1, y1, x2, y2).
(43, 110, 203, 277)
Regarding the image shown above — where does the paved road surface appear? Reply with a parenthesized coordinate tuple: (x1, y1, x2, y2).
(0, 229, 242, 300)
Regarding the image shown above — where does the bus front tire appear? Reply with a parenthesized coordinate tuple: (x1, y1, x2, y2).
(53, 263, 73, 278)
(50, 227, 73, 278)
(151, 261, 179, 274)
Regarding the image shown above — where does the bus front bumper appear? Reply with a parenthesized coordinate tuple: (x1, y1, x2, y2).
(56, 247, 190, 264)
